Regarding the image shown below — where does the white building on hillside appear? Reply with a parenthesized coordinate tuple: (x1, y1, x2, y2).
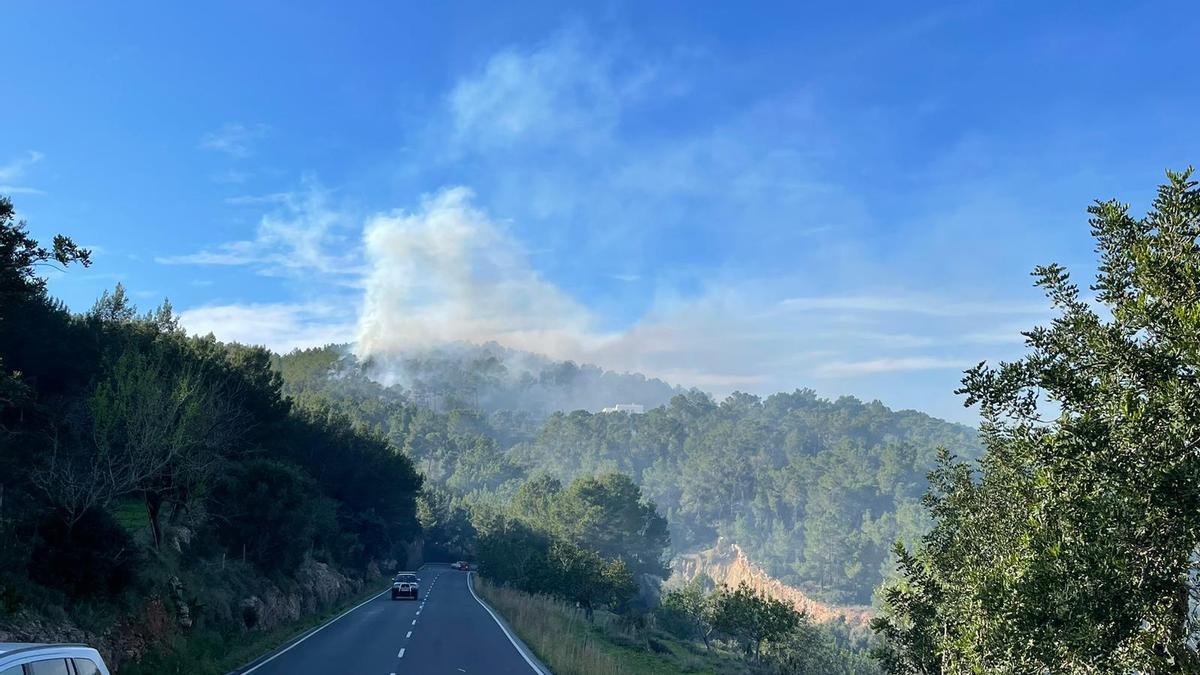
(602, 403, 645, 414)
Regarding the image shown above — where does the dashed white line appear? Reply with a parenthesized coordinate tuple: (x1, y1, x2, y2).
(398, 648, 406, 659)
(411, 619, 417, 626)
(406, 630, 412, 638)
(240, 564, 433, 674)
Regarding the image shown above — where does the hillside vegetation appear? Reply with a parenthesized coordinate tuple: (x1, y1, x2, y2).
(278, 345, 981, 606)
(466, 471, 878, 673)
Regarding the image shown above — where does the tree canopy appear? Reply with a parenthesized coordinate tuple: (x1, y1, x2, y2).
(1, 197, 423, 670)
(874, 169, 1200, 672)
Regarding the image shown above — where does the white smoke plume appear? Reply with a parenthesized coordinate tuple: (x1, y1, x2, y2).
(348, 187, 1036, 422)
(355, 187, 615, 362)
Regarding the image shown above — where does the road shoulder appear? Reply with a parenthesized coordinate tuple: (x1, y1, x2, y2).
(467, 572, 553, 675)
(227, 565, 428, 675)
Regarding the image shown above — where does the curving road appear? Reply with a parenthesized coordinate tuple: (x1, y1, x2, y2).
(233, 564, 545, 675)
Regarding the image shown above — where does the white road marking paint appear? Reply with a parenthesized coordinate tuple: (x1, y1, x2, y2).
(406, 630, 412, 638)
(241, 564, 432, 674)
(467, 572, 548, 675)
(412, 619, 417, 626)
(398, 648, 406, 659)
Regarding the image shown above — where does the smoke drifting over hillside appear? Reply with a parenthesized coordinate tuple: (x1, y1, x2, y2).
(355, 187, 603, 361)
(348, 187, 1034, 423)
(353, 187, 790, 395)
(352, 188, 688, 413)
(357, 341, 682, 417)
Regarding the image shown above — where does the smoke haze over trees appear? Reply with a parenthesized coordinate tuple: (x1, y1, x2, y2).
(359, 340, 683, 417)
(276, 340, 981, 607)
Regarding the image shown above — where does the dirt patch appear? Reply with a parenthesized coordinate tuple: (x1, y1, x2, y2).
(672, 539, 873, 630)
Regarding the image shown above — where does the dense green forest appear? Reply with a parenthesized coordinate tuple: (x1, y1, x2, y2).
(279, 345, 980, 606)
(0, 197, 422, 671)
(512, 394, 980, 605)
(464, 470, 879, 673)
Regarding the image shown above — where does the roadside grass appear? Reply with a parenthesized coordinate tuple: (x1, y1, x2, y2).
(474, 577, 749, 675)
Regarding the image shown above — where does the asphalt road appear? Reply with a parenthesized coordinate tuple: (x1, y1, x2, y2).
(237, 564, 545, 675)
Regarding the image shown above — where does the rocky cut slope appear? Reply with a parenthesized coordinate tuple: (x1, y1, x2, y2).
(672, 540, 874, 631)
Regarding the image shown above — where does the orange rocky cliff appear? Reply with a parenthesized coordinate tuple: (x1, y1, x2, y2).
(671, 539, 873, 631)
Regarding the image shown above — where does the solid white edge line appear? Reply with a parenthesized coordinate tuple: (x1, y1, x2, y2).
(466, 571, 547, 675)
(240, 563, 430, 674)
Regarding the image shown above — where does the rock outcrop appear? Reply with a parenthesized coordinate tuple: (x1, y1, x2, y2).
(672, 539, 873, 630)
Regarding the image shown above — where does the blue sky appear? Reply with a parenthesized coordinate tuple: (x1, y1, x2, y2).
(5, 1, 1199, 423)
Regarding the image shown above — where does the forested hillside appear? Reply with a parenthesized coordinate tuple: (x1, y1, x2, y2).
(0, 199, 422, 672)
(277, 345, 982, 606)
(513, 393, 981, 604)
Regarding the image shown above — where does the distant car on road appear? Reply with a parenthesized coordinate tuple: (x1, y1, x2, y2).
(0, 643, 111, 675)
(391, 572, 420, 600)
(451, 561, 471, 571)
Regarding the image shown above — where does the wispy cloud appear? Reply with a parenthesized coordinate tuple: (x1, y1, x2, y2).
(0, 150, 46, 195)
(199, 123, 271, 158)
(223, 192, 294, 206)
(446, 28, 652, 153)
(813, 356, 972, 377)
(211, 169, 253, 184)
(178, 302, 356, 353)
(777, 295, 1045, 317)
(427, 27, 869, 284)
(157, 180, 361, 279)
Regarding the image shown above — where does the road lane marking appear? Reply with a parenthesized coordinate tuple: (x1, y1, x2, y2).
(398, 648, 406, 659)
(406, 630, 412, 638)
(235, 564, 442, 674)
(466, 572, 548, 675)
